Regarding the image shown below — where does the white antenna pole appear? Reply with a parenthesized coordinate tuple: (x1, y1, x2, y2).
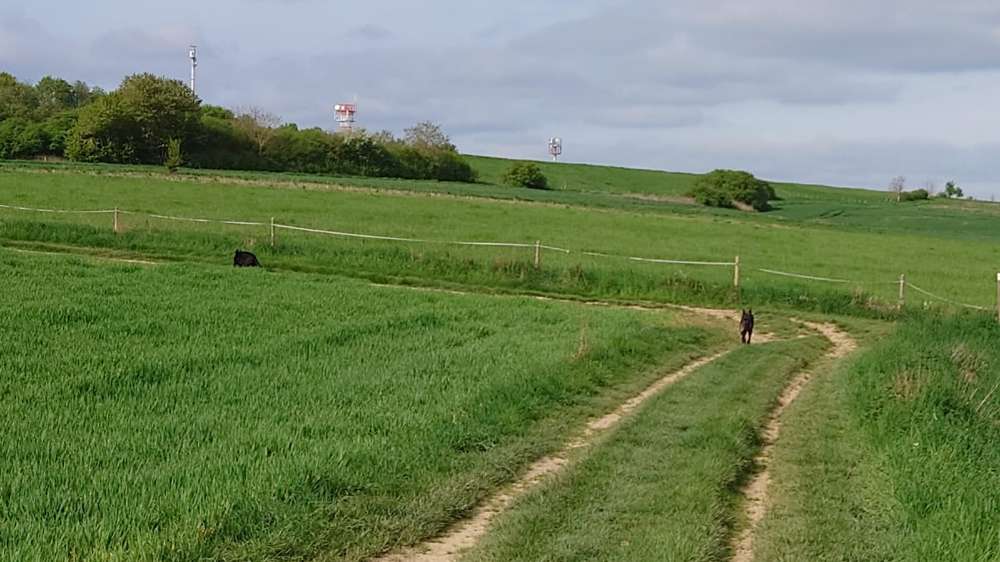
(188, 45, 198, 95)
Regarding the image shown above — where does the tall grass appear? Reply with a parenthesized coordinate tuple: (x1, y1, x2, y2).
(0, 250, 724, 561)
(845, 312, 1000, 561)
(754, 312, 1000, 561)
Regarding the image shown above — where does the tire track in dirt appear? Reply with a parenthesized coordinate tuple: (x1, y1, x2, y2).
(372, 349, 734, 562)
(730, 321, 857, 562)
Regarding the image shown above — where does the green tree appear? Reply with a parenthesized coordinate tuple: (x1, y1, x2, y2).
(201, 105, 235, 120)
(71, 81, 101, 107)
(0, 118, 46, 159)
(688, 169, 773, 211)
(39, 111, 79, 155)
(65, 95, 141, 162)
(944, 181, 964, 199)
(0, 72, 38, 121)
(66, 74, 201, 164)
(333, 135, 398, 177)
(502, 162, 548, 189)
(34, 76, 76, 118)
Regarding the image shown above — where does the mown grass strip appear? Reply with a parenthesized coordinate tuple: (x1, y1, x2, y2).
(464, 336, 828, 562)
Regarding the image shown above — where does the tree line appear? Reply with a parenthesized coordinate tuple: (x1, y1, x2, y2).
(0, 72, 477, 182)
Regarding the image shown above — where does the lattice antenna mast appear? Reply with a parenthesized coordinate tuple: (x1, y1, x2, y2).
(334, 99, 358, 133)
(188, 45, 198, 95)
(548, 137, 563, 162)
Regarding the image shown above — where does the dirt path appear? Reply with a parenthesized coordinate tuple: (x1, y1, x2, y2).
(373, 348, 734, 562)
(730, 321, 857, 562)
(2, 245, 159, 265)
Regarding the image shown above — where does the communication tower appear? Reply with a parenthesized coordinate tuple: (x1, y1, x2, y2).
(334, 102, 358, 132)
(548, 137, 563, 162)
(188, 45, 198, 95)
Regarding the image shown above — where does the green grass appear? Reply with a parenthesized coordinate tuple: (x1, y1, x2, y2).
(465, 155, 886, 204)
(4, 155, 1000, 561)
(2, 168, 999, 316)
(751, 349, 905, 561)
(0, 249, 726, 561)
(464, 336, 829, 562)
(754, 312, 1000, 561)
(7, 159, 997, 243)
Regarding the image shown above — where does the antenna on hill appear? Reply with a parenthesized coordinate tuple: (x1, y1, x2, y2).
(188, 45, 198, 95)
(548, 137, 563, 162)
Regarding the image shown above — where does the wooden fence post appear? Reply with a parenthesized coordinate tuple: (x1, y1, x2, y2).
(899, 274, 906, 309)
(270, 217, 275, 248)
(113, 207, 119, 234)
(733, 256, 741, 289)
(534, 240, 542, 269)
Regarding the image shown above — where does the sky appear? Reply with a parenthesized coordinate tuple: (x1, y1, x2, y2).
(4, 0, 1000, 197)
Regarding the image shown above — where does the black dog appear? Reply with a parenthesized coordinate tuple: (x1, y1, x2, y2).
(740, 309, 755, 344)
(233, 250, 261, 268)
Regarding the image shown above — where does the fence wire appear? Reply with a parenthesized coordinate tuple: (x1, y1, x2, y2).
(906, 282, 991, 311)
(1, 200, 997, 314)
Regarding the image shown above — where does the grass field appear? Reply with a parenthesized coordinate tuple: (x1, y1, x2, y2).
(754, 312, 1000, 561)
(2, 166, 999, 315)
(466, 336, 828, 561)
(8, 159, 997, 242)
(3, 156, 1000, 561)
(0, 249, 726, 561)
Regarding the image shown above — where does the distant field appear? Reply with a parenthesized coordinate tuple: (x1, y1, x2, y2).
(465, 154, 886, 204)
(0, 249, 721, 561)
(6, 160, 996, 244)
(1, 167, 999, 313)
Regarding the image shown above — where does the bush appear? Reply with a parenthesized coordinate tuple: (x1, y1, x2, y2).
(900, 189, 929, 202)
(0, 118, 46, 159)
(164, 138, 183, 172)
(502, 162, 548, 189)
(429, 150, 478, 182)
(688, 169, 773, 211)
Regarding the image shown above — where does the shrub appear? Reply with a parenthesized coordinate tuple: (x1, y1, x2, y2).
(502, 162, 548, 189)
(900, 189, 929, 202)
(688, 169, 773, 211)
(429, 150, 478, 182)
(164, 138, 183, 172)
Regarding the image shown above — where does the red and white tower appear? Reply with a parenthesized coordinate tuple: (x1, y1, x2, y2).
(334, 102, 357, 132)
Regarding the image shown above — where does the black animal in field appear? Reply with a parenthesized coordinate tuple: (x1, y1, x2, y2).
(740, 309, 755, 344)
(233, 250, 260, 268)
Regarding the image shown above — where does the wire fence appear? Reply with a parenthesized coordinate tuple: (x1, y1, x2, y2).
(1, 200, 997, 316)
